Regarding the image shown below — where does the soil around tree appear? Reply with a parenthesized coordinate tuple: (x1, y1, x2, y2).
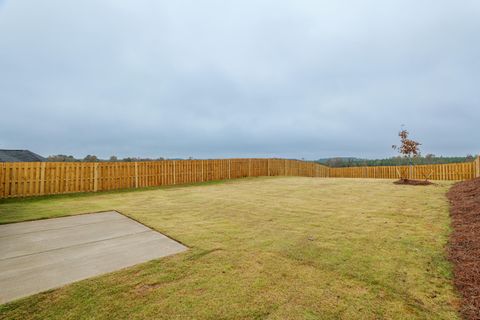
(447, 177, 480, 320)
(393, 179, 433, 186)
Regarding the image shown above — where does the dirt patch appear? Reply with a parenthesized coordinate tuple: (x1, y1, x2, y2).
(447, 177, 480, 320)
(394, 179, 433, 186)
(134, 282, 163, 296)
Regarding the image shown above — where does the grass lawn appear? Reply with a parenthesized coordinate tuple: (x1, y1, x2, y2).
(0, 177, 460, 319)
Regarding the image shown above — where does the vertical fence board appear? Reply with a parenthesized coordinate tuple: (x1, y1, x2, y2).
(0, 163, 5, 198)
(475, 156, 480, 178)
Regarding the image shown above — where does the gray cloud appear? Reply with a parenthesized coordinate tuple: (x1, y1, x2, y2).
(1, 0, 479, 159)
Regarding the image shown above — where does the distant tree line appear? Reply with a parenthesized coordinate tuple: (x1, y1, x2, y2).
(46, 155, 167, 162)
(316, 154, 476, 168)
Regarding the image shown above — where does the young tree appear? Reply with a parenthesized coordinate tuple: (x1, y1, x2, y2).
(392, 129, 421, 161)
(392, 128, 422, 180)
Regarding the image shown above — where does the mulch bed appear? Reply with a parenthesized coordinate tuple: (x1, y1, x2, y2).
(393, 179, 433, 186)
(447, 177, 480, 320)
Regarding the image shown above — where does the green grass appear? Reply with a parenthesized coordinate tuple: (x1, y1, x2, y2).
(0, 177, 460, 319)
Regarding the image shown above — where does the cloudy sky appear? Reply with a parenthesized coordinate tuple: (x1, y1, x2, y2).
(0, 1, 479, 159)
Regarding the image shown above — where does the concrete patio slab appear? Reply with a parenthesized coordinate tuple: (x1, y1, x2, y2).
(0, 211, 187, 304)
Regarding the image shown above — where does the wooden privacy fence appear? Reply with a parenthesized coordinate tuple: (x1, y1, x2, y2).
(0, 159, 329, 198)
(0, 157, 479, 199)
(329, 161, 478, 181)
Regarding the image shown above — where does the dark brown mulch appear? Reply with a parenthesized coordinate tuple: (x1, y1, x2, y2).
(393, 179, 433, 186)
(447, 177, 480, 320)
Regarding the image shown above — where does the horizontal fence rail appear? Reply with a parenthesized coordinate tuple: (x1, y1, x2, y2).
(0, 159, 329, 198)
(0, 157, 478, 199)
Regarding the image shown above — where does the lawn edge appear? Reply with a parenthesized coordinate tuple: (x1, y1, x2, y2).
(447, 177, 480, 320)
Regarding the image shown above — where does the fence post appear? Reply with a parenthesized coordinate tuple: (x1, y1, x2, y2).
(268, 159, 270, 176)
(228, 159, 231, 179)
(93, 163, 99, 192)
(0, 163, 3, 198)
(134, 162, 139, 188)
(475, 156, 480, 178)
(39, 162, 46, 195)
(173, 160, 176, 184)
(248, 159, 252, 177)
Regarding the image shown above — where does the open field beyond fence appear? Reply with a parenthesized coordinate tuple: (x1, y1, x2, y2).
(0, 157, 479, 198)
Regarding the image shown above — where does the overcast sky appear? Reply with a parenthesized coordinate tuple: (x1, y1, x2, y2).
(0, 1, 479, 159)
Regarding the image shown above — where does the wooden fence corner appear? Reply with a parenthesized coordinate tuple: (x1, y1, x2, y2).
(475, 156, 480, 178)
